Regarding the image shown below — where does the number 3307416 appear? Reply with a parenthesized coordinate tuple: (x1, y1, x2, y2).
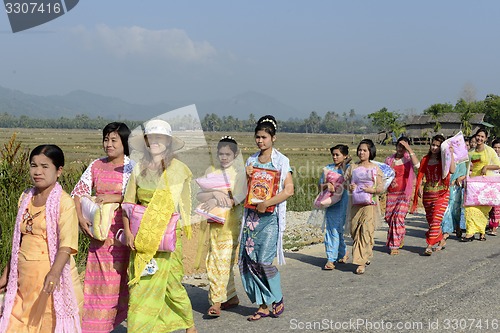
(5, 2, 61, 14)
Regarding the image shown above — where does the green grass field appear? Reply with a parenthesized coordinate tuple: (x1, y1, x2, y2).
(0, 128, 430, 210)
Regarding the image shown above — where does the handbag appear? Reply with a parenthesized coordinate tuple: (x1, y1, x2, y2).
(464, 175, 500, 206)
(117, 202, 179, 252)
(80, 196, 119, 241)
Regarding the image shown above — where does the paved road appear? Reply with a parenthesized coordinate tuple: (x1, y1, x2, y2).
(115, 210, 500, 332)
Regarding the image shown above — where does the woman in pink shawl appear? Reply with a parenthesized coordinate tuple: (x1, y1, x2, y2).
(0, 145, 83, 333)
(384, 137, 420, 255)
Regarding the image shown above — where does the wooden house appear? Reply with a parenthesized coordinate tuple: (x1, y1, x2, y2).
(404, 113, 492, 144)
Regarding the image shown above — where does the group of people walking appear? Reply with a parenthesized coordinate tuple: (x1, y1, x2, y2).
(0, 114, 294, 332)
(0, 112, 499, 332)
(321, 128, 500, 277)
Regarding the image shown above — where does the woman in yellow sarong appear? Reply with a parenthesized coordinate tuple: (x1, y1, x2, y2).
(122, 119, 197, 333)
(0, 144, 83, 333)
(196, 136, 246, 317)
(462, 129, 500, 242)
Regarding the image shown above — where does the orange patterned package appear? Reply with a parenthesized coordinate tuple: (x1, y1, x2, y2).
(244, 167, 280, 213)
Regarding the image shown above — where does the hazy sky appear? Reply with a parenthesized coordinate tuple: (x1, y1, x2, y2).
(1, 1, 499, 117)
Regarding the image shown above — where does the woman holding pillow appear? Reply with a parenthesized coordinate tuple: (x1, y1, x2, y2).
(462, 129, 500, 242)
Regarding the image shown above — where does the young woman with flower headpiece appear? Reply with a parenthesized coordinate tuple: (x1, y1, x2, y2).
(0, 145, 83, 332)
(196, 136, 247, 317)
(240, 115, 294, 321)
(122, 119, 197, 333)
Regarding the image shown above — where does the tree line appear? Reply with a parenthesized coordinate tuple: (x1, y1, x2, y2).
(1, 93, 499, 136)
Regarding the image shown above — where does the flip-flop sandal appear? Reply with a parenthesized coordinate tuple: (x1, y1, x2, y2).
(247, 311, 270, 321)
(272, 298, 284, 317)
(323, 261, 335, 270)
(356, 266, 365, 274)
(479, 236, 487, 241)
(337, 253, 349, 264)
(460, 236, 474, 242)
(435, 239, 446, 251)
(423, 248, 433, 256)
(207, 306, 221, 317)
(487, 231, 497, 236)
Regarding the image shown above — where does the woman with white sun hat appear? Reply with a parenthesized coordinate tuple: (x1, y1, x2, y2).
(122, 118, 197, 333)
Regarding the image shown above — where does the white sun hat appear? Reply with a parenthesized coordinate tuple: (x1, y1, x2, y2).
(129, 119, 185, 152)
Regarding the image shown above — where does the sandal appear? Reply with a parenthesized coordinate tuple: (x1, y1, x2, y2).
(390, 249, 399, 255)
(337, 253, 349, 264)
(460, 236, 474, 242)
(423, 248, 433, 256)
(487, 230, 497, 236)
(399, 239, 404, 249)
(323, 261, 335, 270)
(437, 238, 446, 250)
(355, 265, 365, 274)
(247, 311, 270, 321)
(272, 298, 284, 317)
(207, 305, 221, 317)
(479, 235, 487, 241)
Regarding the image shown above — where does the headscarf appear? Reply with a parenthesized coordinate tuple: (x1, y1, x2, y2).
(0, 183, 81, 333)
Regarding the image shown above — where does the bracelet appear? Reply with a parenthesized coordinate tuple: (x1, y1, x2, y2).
(409, 153, 415, 156)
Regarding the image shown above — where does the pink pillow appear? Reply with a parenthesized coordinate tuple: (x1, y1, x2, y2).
(464, 176, 500, 206)
(441, 131, 468, 178)
(195, 172, 231, 191)
(313, 169, 344, 209)
(351, 167, 376, 205)
(117, 203, 179, 252)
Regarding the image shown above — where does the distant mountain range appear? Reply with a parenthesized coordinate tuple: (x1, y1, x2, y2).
(0, 85, 300, 121)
